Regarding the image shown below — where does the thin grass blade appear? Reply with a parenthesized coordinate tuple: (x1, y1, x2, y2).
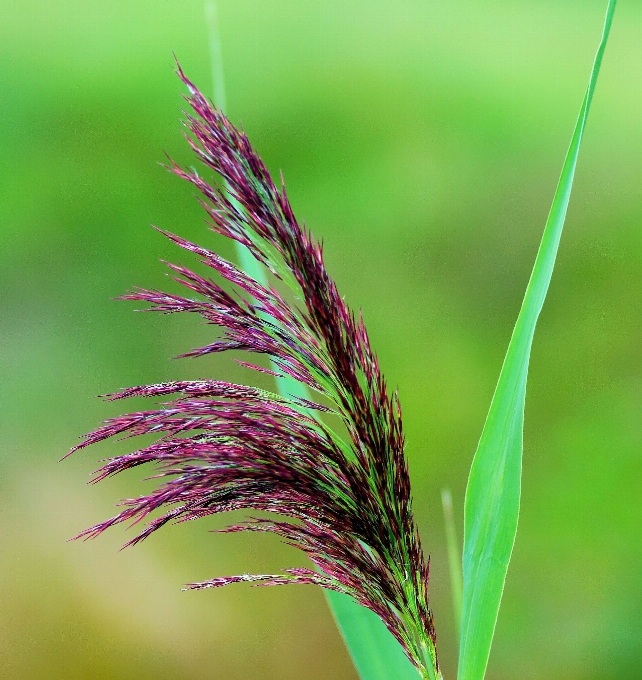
(458, 3, 617, 679)
(326, 590, 422, 679)
(204, 3, 422, 677)
(441, 489, 463, 639)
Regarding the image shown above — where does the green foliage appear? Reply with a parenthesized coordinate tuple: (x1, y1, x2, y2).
(441, 489, 463, 639)
(0, 1, 637, 678)
(458, 3, 617, 679)
(239, 249, 427, 680)
(325, 590, 421, 680)
(214, 2, 619, 678)
(208, 4, 426, 675)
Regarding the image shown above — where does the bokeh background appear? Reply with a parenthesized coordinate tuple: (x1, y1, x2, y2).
(1, 0, 640, 678)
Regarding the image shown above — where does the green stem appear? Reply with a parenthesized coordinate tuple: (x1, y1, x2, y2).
(203, 3, 428, 678)
(441, 489, 463, 640)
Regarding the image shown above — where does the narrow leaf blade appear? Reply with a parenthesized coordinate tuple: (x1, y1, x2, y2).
(205, 3, 421, 677)
(442, 489, 463, 639)
(458, 3, 617, 679)
(326, 590, 421, 680)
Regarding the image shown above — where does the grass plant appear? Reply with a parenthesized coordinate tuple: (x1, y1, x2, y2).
(441, 489, 463, 639)
(458, 3, 617, 677)
(68, 1, 617, 677)
(205, 2, 425, 677)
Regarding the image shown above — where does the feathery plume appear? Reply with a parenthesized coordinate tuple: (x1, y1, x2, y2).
(68, 64, 439, 678)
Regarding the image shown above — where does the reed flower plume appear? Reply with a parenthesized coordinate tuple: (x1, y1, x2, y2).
(69, 65, 439, 678)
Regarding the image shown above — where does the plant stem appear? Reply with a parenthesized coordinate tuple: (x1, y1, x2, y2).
(441, 489, 463, 639)
(203, 3, 427, 678)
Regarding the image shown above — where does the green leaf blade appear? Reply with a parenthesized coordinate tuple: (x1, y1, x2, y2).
(205, 4, 422, 677)
(232, 204, 422, 680)
(441, 489, 463, 640)
(326, 590, 421, 680)
(226, 92, 422, 680)
(458, 3, 617, 680)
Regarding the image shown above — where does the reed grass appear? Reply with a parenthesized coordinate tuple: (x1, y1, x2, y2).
(204, 1, 618, 676)
(205, 2, 421, 677)
(459, 3, 616, 678)
(441, 489, 463, 640)
(69, 1, 618, 677)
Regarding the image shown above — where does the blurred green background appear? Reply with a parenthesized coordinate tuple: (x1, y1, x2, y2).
(0, 0, 640, 678)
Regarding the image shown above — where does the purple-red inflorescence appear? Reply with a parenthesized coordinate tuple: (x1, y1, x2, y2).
(68, 65, 438, 674)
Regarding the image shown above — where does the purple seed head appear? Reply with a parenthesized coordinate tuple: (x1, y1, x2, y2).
(68, 64, 438, 674)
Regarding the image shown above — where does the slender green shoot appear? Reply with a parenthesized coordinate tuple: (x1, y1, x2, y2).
(204, 3, 421, 677)
(458, 3, 617, 679)
(441, 489, 463, 639)
(205, 1, 227, 117)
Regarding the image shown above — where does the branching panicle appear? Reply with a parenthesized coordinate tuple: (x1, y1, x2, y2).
(69, 65, 438, 676)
